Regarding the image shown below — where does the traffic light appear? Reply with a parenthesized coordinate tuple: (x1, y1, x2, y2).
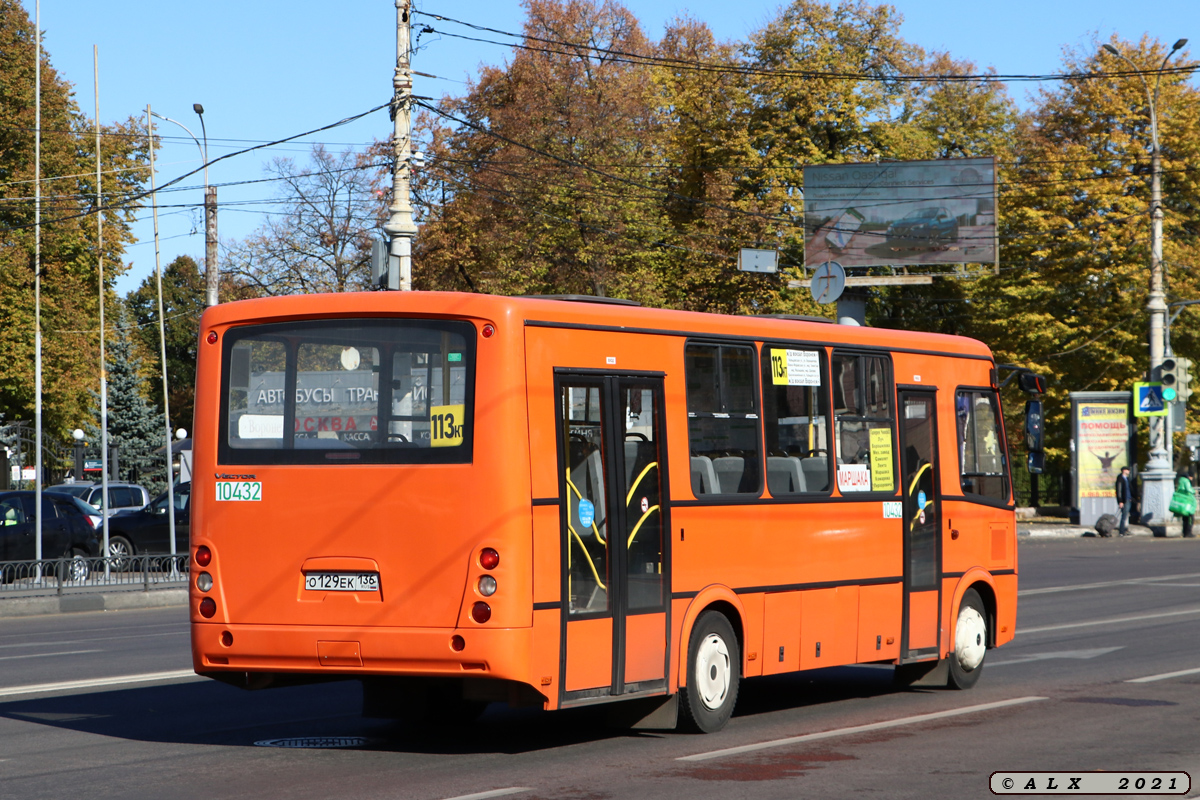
(1177, 357, 1193, 403)
(1160, 357, 1181, 402)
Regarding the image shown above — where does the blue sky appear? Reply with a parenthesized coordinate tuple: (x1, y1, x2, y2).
(22, 0, 1200, 295)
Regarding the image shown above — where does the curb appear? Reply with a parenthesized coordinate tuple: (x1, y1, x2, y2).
(0, 589, 188, 619)
(1018, 524, 1182, 539)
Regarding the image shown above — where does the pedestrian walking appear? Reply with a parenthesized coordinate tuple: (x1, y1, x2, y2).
(1115, 465, 1134, 536)
(1170, 468, 1196, 539)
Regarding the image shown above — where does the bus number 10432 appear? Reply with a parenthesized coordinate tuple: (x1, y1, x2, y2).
(215, 481, 262, 502)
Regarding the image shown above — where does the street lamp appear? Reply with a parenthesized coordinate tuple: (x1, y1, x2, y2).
(1102, 38, 1189, 527)
(71, 428, 84, 484)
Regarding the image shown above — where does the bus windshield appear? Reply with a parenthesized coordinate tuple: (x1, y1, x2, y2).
(219, 318, 475, 465)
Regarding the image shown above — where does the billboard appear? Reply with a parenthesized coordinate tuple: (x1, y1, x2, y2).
(803, 157, 996, 269)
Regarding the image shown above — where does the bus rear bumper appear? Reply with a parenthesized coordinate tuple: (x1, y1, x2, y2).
(191, 622, 534, 685)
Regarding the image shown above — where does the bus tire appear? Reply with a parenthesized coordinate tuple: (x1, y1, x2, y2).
(679, 610, 740, 733)
(948, 589, 987, 690)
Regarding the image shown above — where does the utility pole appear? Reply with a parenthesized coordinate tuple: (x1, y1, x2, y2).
(194, 104, 218, 306)
(382, 0, 417, 291)
(1103, 39, 1189, 529)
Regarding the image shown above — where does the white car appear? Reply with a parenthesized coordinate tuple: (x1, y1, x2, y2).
(45, 482, 151, 516)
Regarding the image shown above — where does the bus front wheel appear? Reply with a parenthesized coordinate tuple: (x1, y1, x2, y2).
(679, 610, 740, 733)
(948, 589, 987, 690)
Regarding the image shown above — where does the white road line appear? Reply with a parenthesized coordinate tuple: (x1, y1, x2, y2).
(0, 649, 101, 662)
(437, 789, 532, 800)
(1020, 572, 1200, 597)
(676, 696, 1047, 762)
(0, 631, 188, 651)
(1126, 667, 1200, 684)
(0, 669, 200, 699)
(1019, 607, 1200, 635)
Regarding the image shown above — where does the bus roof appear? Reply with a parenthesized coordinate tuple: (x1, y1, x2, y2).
(200, 291, 994, 362)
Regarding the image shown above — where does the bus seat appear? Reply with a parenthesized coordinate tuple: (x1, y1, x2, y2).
(691, 456, 717, 495)
(767, 456, 806, 495)
(712, 456, 745, 494)
(801, 456, 829, 492)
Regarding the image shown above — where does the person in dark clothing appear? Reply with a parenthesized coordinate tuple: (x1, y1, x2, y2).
(1115, 465, 1134, 536)
(1177, 468, 1195, 539)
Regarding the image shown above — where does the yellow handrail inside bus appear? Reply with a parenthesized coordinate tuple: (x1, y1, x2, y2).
(565, 468, 606, 544)
(907, 462, 933, 528)
(568, 523, 607, 591)
(625, 461, 658, 506)
(626, 505, 661, 548)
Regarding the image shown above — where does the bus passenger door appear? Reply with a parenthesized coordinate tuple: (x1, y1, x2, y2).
(898, 390, 942, 661)
(556, 375, 670, 702)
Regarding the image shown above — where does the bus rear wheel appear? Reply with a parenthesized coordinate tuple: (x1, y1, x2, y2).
(679, 610, 740, 733)
(948, 589, 987, 690)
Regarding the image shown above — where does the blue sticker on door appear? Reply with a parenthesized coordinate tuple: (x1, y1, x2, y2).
(578, 498, 595, 529)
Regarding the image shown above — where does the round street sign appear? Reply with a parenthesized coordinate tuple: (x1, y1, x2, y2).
(810, 261, 846, 305)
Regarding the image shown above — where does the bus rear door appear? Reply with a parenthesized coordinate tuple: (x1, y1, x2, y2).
(556, 374, 670, 702)
(899, 389, 942, 661)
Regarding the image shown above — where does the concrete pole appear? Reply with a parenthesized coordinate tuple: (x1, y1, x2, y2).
(34, 0, 42, 569)
(95, 46, 111, 563)
(1104, 40, 1188, 529)
(382, 0, 417, 291)
(206, 186, 219, 304)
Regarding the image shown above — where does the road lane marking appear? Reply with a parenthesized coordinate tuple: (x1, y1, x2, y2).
(438, 789, 532, 800)
(1020, 572, 1200, 596)
(1019, 607, 1200, 635)
(676, 696, 1047, 762)
(988, 647, 1122, 667)
(1126, 666, 1200, 684)
(0, 649, 102, 661)
(0, 669, 200, 699)
(0, 631, 188, 650)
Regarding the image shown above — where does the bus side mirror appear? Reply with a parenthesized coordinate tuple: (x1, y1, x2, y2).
(1027, 451, 1045, 474)
(1018, 372, 1046, 394)
(1025, 400, 1044, 451)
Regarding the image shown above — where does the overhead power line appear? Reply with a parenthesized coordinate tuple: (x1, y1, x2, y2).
(415, 10, 1200, 85)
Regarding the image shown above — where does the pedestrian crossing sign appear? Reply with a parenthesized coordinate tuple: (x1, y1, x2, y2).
(1133, 382, 1169, 417)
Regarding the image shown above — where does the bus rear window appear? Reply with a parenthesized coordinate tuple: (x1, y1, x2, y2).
(219, 319, 475, 464)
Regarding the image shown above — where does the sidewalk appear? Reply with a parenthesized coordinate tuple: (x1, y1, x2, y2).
(0, 589, 187, 619)
(1018, 520, 1183, 539)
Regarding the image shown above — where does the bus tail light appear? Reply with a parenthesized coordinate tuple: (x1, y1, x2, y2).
(199, 597, 216, 618)
(478, 575, 497, 596)
(197, 572, 213, 592)
(479, 548, 499, 570)
(470, 602, 491, 623)
(482, 324, 496, 338)
(206, 331, 218, 345)
(195, 546, 212, 567)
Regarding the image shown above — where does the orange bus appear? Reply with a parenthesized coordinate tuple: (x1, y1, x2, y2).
(190, 292, 1025, 732)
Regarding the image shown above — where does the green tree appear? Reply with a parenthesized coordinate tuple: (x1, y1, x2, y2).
(0, 0, 151, 440)
(84, 307, 169, 494)
(126, 255, 205, 434)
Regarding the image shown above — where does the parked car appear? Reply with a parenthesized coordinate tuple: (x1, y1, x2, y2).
(0, 490, 102, 580)
(884, 206, 959, 243)
(46, 481, 151, 516)
(106, 482, 190, 559)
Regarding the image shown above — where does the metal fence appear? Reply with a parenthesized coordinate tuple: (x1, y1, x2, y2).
(0, 554, 189, 598)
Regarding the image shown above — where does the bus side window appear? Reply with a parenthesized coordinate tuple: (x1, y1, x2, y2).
(685, 343, 761, 495)
(832, 353, 896, 493)
(956, 389, 1010, 502)
(760, 346, 830, 494)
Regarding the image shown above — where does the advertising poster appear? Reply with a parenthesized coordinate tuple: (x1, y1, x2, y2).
(803, 157, 996, 269)
(1076, 402, 1130, 499)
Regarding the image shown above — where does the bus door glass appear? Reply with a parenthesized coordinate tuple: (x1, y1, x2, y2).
(898, 390, 942, 660)
(557, 374, 669, 699)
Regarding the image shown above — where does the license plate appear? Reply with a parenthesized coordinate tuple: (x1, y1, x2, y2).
(304, 572, 379, 592)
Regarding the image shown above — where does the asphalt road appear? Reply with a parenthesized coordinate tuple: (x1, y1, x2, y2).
(2, 537, 1200, 799)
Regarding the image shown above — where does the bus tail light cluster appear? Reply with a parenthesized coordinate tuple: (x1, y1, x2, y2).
(473, 547, 499, 614)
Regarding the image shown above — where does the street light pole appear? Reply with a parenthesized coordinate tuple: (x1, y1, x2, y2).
(194, 104, 218, 306)
(1103, 38, 1189, 528)
(382, 0, 417, 291)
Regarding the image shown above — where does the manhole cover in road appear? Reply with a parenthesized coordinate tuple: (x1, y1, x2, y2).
(254, 736, 375, 749)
